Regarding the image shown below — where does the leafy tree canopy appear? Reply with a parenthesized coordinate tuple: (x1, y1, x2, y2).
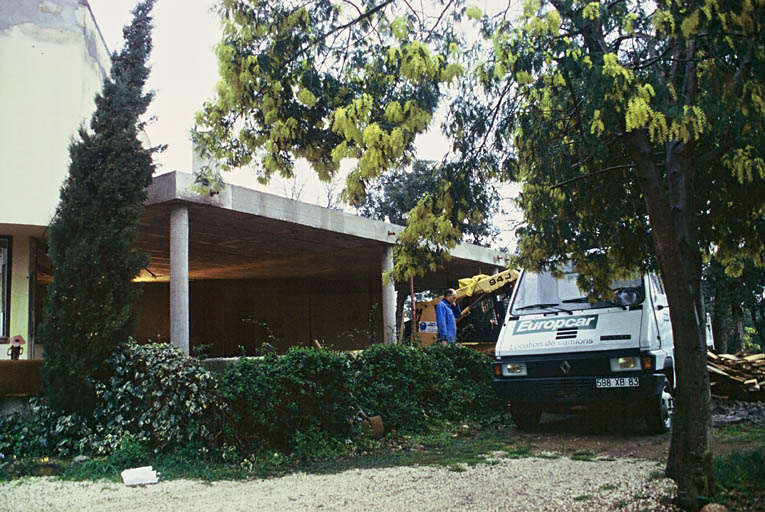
(196, 0, 762, 282)
(704, 259, 765, 351)
(195, 0, 493, 278)
(357, 159, 499, 245)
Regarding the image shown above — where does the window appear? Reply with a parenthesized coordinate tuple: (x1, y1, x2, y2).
(511, 263, 645, 315)
(650, 274, 665, 295)
(0, 236, 10, 341)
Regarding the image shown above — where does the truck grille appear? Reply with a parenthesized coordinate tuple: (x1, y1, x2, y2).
(541, 379, 591, 399)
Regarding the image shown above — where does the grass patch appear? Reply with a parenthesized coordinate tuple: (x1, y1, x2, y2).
(504, 445, 536, 459)
(47, 423, 529, 483)
(648, 470, 666, 481)
(309, 426, 530, 474)
(600, 483, 619, 491)
(60, 454, 251, 482)
(573, 494, 592, 501)
(713, 448, 765, 511)
(570, 451, 597, 462)
(715, 424, 765, 446)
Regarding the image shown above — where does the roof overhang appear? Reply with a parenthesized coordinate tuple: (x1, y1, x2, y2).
(133, 172, 510, 292)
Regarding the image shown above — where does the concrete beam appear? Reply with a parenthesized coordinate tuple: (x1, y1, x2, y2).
(170, 204, 189, 355)
(381, 246, 396, 344)
(146, 172, 510, 269)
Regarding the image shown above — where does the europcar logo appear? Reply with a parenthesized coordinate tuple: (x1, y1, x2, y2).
(513, 314, 599, 335)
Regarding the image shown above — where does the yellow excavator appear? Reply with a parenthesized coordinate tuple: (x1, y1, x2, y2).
(413, 268, 520, 353)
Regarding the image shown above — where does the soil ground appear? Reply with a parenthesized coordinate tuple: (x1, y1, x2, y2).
(507, 400, 765, 462)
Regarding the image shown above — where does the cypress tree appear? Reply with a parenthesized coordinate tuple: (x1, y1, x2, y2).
(40, 0, 160, 415)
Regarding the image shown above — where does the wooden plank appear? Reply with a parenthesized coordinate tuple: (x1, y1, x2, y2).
(708, 365, 730, 377)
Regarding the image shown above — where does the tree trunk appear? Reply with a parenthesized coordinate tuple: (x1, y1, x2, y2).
(711, 300, 730, 354)
(751, 305, 765, 347)
(626, 130, 714, 511)
(662, 260, 714, 510)
(731, 304, 744, 352)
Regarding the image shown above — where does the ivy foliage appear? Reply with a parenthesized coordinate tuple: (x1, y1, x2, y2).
(0, 398, 92, 460)
(218, 344, 503, 451)
(0, 341, 221, 461)
(1, 343, 504, 472)
(220, 347, 357, 451)
(90, 340, 222, 455)
(39, 0, 163, 415)
(351, 343, 503, 431)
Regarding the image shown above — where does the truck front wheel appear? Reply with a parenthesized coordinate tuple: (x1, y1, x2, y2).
(645, 377, 674, 434)
(510, 403, 542, 431)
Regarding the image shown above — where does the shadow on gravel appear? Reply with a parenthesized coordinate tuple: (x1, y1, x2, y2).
(532, 408, 650, 436)
(301, 410, 671, 477)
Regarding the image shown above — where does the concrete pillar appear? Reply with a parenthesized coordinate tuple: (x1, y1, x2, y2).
(381, 246, 396, 344)
(170, 204, 190, 355)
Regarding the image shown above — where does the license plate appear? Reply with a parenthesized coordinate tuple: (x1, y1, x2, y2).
(595, 377, 639, 388)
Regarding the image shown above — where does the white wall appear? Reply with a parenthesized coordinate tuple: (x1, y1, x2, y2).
(0, 1, 111, 358)
(0, 0, 111, 227)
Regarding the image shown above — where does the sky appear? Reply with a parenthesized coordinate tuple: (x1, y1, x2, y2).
(87, 0, 521, 245)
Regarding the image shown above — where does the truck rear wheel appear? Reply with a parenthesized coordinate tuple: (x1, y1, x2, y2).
(645, 377, 674, 434)
(510, 403, 542, 431)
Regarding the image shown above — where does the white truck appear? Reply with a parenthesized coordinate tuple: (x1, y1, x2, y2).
(492, 265, 700, 433)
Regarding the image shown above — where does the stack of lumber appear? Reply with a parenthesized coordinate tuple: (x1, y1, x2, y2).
(707, 351, 765, 401)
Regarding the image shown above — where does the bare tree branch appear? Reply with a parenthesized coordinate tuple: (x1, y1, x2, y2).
(324, 0, 395, 39)
(550, 164, 633, 189)
(474, 81, 513, 157)
(426, 0, 457, 42)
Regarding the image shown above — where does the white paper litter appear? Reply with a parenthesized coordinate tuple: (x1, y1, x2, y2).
(121, 466, 159, 486)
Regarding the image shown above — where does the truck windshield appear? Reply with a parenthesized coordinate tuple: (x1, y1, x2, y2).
(510, 267, 645, 315)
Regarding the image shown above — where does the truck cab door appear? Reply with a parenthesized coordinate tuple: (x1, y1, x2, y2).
(649, 275, 672, 349)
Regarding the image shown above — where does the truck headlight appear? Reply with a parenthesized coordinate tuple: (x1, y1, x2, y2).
(610, 356, 640, 372)
(498, 362, 527, 376)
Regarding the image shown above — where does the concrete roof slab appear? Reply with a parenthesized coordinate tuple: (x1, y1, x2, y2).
(134, 172, 509, 291)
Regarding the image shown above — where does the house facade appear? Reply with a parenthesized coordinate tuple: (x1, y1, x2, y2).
(1, 0, 112, 360)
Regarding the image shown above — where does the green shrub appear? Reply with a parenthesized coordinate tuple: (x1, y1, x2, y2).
(2, 342, 504, 470)
(0, 399, 92, 460)
(351, 344, 447, 431)
(221, 347, 355, 452)
(2, 341, 219, 462)
(423, 344, 506, 419)
(107, 435, 150, 469)
(352, 344, 505, 431)
(89, 340, 221, 455)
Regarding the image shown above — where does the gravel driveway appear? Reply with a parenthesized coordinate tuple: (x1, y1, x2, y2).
(0, 454, 678, 511)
